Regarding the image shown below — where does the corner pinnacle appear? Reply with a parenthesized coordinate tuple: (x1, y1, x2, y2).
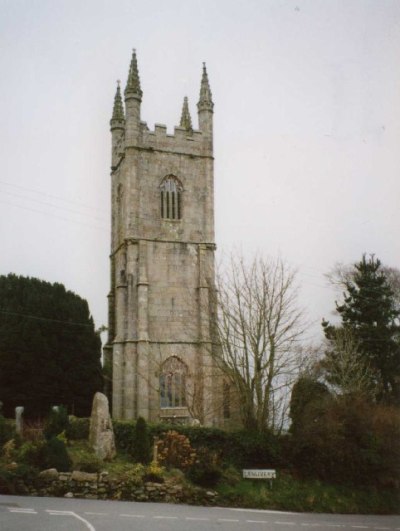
(180, 96, 193, 134)
(111, 81, 125, 122)
(197, 62, 214, 112)
(125, 48, 143, 99)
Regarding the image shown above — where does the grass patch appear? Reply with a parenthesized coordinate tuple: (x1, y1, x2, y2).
(216, 473, 400, 514)
(68, 440, 140, 477)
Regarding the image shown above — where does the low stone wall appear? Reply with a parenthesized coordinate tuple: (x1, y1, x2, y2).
(9, 469, 218, 506)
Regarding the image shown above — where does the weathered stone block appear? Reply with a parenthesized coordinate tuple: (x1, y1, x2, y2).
(71, 471, 98, 483)
(38, 468, 59, 481)
(89, 392, 116, 460)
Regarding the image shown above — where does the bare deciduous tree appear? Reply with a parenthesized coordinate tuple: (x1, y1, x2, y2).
(320, 328, 376, 398)
(213, 254, 307, 433)
(326, 261, 400, 311)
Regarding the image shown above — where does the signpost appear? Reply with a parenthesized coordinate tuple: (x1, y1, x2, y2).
(243, 469, 276, 488)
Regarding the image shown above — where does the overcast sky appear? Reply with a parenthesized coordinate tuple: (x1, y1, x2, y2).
(1, 0, 399, 343)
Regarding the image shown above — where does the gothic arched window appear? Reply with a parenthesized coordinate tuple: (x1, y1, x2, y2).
(160, 176, 182, 220)
(160, 356, 187, 408)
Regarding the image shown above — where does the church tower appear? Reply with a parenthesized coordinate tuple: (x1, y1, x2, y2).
(104, 51, 221, 426)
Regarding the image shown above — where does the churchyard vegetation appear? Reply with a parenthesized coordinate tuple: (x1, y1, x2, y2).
(133, 416, 152, 464)
(0, 412, 399, 513)
(322, 255, 400, 404)
(0, 274, 103, 417)
(285, 254, 400, 501)
(0, 256, 399, 512)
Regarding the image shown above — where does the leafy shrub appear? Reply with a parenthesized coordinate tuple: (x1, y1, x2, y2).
(0, 415, 14, 446)
(68, 441, 102, 472)
(290, 393, 400, 487)
(151, 424, 229, 456)
(289, 377, 331, 437)
(17, 440, 47, 468)
(16, 436, 71, 472)
(44, 436, 71, 472)
(114, 421, 135, 454)
(221, 464, 242, 486)
(227, 430, 283, 468)
(66, 416, 90, 440)
(73, 453, 102, 473)
(187, 461, 222, 487)
(2, 439, 17, 462)
(134, 417, 152, 464)
(143, 461, 164, 483)
(157, 430, 196, 471)
(114, 422, 285, 469)
(0, 463, 38, 494)
(187, 447, 222, 487)
(44, 406, 69, 440)
(120, 463, 145, 485)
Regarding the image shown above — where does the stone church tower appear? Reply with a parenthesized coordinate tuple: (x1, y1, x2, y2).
(104, 50, 221, 426)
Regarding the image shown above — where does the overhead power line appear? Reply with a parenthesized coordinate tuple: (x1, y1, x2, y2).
(0, 308, 94, 328)
(0, 200, 107, 232)
(2, 189, 107, 223)
(0, 179, 105, 214)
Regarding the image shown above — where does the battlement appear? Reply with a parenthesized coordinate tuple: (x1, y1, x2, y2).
(111, 52, 214, 164)
(140, 121, 208, 156)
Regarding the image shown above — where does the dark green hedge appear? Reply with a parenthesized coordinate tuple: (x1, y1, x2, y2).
(66, 416, 90, 440)
(0, 415, 15, 446)
(113, 421, 283, 468)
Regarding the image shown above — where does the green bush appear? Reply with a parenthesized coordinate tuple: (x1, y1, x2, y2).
(290, 393, 400, 487)
(157, 430, 196, 471)
(0, 463, 38, 494)
(66, 416, 90, 440)
(187, 446, 223, 487)
(227, 430, 283, 468)
(44, 406, 69, 440)
(17, 440, 47, 468)
(17, 436, 71, 472)
(134, 417, 152, 464)
(187, 461, 222, 487)
(221, 464, 242, 486)
(0, 415, 14, 446)
(73, 453, 102, 473)
(114, 421, 285, 469)
(114, 421, 135, 454)
(44, 436, 72, 472)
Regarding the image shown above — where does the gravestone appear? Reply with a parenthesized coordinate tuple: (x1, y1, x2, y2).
(15, 406, 24, 435)
(89, 392, 116, 460)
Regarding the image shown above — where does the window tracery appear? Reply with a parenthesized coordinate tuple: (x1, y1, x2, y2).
(160, 176, 182, 220)
(160, 356, 187, 408)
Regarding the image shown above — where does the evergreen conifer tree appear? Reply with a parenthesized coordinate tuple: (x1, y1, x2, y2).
(0, 274, 103, 417)
(322, 255, 400, 404)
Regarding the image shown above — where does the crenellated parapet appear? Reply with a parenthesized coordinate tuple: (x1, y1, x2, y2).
(110, 50, 213, 166)
(139, 121, 211, 158)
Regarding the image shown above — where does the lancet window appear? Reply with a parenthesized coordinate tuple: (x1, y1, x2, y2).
(160, 356, 187, 408)
(160, 176, 182, 220)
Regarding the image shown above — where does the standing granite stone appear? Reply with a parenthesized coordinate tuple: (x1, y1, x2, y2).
(89, 392, 116, 460)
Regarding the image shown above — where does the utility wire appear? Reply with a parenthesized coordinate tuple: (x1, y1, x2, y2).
(2, 189, 107, 223)
(0, 308, 94, 328)
(0, 200, 107, 232)
(0, 179, 104, 214)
